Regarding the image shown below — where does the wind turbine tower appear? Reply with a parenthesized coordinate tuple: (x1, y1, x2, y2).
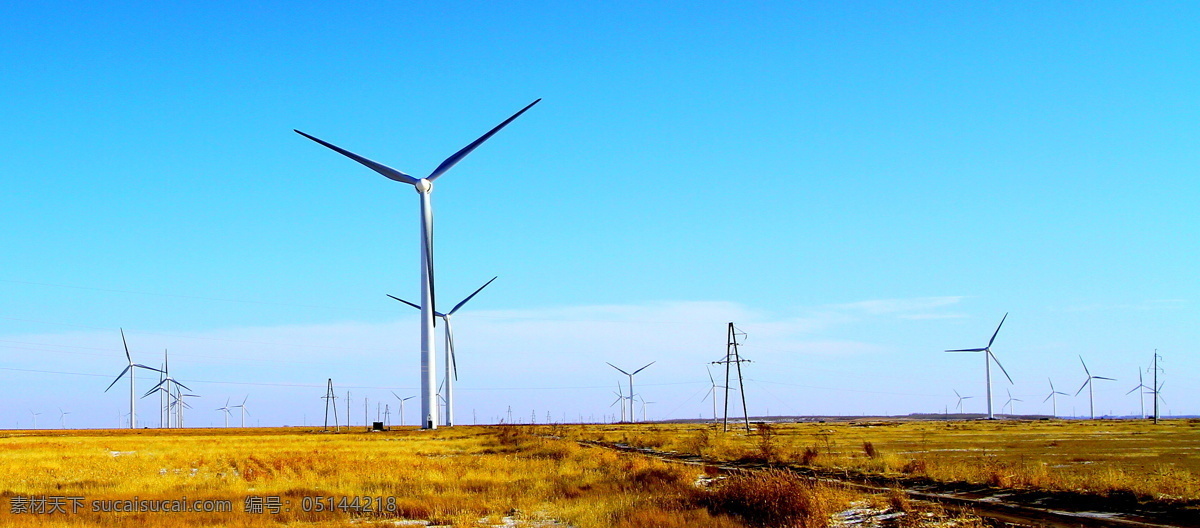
(297, 100, 540, 429)
(945, 313, 1013, 420)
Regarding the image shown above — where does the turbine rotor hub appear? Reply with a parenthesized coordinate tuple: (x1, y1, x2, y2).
(414, 179, 433, 194)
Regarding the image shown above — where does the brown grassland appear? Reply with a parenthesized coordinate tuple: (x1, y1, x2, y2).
(0, 425, 861, 528)
(3, 418, 1192, 527)
(552, 418, 1200, 503)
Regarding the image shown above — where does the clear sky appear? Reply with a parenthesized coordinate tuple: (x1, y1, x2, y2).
(0, 2, 1195, 428)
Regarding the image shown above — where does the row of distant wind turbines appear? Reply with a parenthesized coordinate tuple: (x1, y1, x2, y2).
(947, 313, 1166, 420)
(104, 328, 249, 429)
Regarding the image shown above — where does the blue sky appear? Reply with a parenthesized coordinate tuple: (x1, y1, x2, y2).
(0, 2, 1195, 428)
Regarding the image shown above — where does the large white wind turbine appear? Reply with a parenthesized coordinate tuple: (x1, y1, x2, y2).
(29, 410, 40, 429)
(143, 349, 191, 428)
(607, 361, 654, 423)
(296, 100, 540, 429)
(389, 276, 497, 426)
(105, 329, 162, 429)
(946, 313, 1013, 419)
(58, 408, 70, 429)
(1075, 356, 1115, 420)
(1042, 378, 1068, 417)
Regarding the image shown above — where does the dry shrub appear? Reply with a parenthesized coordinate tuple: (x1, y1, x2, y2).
(799, 446, 820, 465)
(703, 469, 850, 528)
(862, 441, 879, 459)
(900, 458, 926, 475)
(686, 427, 712, 456)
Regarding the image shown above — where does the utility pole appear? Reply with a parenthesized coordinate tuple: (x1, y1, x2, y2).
(322, 378, 339, 432)
(346, 391, 352, 429)
(711, 322, 751, 433)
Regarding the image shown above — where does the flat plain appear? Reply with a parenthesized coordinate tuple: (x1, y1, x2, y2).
(0, 419, 1195, 527)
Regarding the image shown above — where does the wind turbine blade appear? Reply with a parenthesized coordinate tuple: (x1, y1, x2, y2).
(954, 389, 962, 398)
(990, 351, 1014, 384)
(424, 209, 437, 320)
(174, 380, 192, 391)
(607, 363, 631, 376)
(1043, 393, 1054, 403)
(632, 361, 655, 375)
(391, 390, 402, 401)
(143, 379, 168, 397)
(104, 366, 131, 392)
(403, 396, 414, 402)
(706, 366, 715, 385)
(1094, 376, 1116, 381)
(1126, 386, 1141, 395)
(945, 348, 987, 352)
(426, 99, 541, 181)
(132, 364, 162, 372)
(386, 294, 422, 311)
(448, 322, 458, 381)
(1048, 378, 1056, 392)
(120, 327, 132, 363)
(448, 276, 497, 315)
(987, 313, 1008, 348)
(294, 130, 418, 184)
(1079, 355, 1091, 377)
(1075, 379, 1090, 396)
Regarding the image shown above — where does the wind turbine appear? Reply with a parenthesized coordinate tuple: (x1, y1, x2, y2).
(607, 361, 654, 423)
(29, 410, 40, 429)
(231, 396, 250, 427)
(58, 408, 70, 429)
(1003, 389, 1023, 416)
(701, 366, 727, 423)
(1075, 356, 1115, 419)
(636, 395, 655, 422)
(389, 276, 497, 427)
(143, 349, 191, 428)
(610, 384, 627, 422)
(1042, 378, 1068, 417)
(946, 313, 1013, 419)
(391, 391, 415, 427)
(297, 99, 540, 429)
(216, 398, 233, 427)
(104, 328, 162, 429)
(953, 389, 973, 414)
(1126, 370, 1151, 419)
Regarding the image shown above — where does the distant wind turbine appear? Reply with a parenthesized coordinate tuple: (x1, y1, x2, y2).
(231, 396, 250, 427)
(297, 100, 540, 429)
(610, 384, 627, 422)
(1126, 370, 1151, 419)
(1003, 389, 1023, 416)
(946, 313, 1013, 419)
(388, 276, 495, 427)
(391, 391, 415, 427)
(216, 398, 233, 427)
(702, 366, 727, 422)
(1075, 356, 1115, 419)
(104, 328, 162, 429)
(607, 361, 654, 423)
(953, 389, 973, 414)
(58, 408, 70, 429)
(29, 410, 40, 429)
(1042, 378, 1068, 417)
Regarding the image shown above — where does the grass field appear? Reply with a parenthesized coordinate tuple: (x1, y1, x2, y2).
(551, 418, 1200, 503)
(3, 419, 1191, 527)
(0, 425, 861, 528)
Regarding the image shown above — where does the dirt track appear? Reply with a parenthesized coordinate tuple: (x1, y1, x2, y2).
(578, 439, 1200, 528)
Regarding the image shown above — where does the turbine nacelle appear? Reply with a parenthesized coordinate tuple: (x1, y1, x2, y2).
(414, 178, 433, 194)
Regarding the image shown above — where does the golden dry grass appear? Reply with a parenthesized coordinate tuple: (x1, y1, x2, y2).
(0, 425, 854, 528)
(552, 418, 1200, 502)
